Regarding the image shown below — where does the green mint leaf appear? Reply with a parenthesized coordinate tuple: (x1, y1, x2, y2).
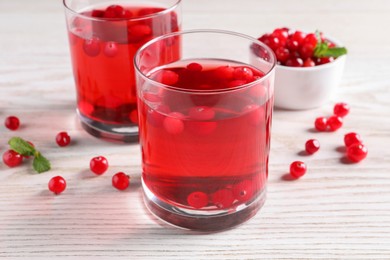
(313, 30, 347, 58)
(317, 47, 347, 58)
(33, 152, 51, 173)
(8, 137, 36, 156)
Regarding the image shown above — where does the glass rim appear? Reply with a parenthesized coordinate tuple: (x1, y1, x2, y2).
(134, 29, 276, 94)
(63, 0, 182, 22)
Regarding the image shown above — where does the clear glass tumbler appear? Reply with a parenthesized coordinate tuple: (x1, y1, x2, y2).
(63, 0, 182, 142)
(134, 30, 276, 231)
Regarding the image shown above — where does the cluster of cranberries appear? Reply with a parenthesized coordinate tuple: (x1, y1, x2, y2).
(257, 27, 335, 67)
(186, 179, 256, 209)
(289, 102, 368, 179)
(3, 116, 130, 194)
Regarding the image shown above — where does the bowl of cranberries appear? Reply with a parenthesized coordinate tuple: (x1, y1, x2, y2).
(255, 28, 347, 110)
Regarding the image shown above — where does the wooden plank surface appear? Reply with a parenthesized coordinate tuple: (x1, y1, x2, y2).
(1, 0, 390, 259)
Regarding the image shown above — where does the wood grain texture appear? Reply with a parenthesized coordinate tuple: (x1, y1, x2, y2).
(1, 0, 390, 259)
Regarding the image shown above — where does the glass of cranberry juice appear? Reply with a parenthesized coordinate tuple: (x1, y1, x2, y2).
(63, 0, 181, 142)
(134, 30, 276, 231)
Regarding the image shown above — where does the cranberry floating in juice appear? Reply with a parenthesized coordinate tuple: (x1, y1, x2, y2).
(135, 30, 276, 231)
(63, 0, 182, 141)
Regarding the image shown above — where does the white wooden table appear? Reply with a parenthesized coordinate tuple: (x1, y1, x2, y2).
(1, 0, 390, 259)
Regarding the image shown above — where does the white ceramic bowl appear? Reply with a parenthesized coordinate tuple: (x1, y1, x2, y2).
(274, 39, 346, 110)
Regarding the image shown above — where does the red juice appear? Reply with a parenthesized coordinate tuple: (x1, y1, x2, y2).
(67, 4, 180, 126)
(138, 59, 273, 211)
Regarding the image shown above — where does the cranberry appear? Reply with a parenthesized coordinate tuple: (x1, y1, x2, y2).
(5, 116, 20, 130)
(286, 39, 299, 51)
(344, 132, 363, 147)
(233, 66, 254, 81)
(303, 58, 316, 67)
(112, 172, 130, 190)
(290, 161, 307, 179)
(258, 33, 270, 43)
(121, 10, 133, 19)
(90, 156, 109, 175)
(187, 191, 209, 209)
(3, 150, 23, 167)
(188, 106, 215, 120)
(327, 115, 343, 131)
(303, 33, 318, 47)
(314, 117, 328, 131)
(291, 31, 306, 45)
(275, 47, 290, 63)
(272, 28, 289, 42)
(48, 176, 66, 194)
(56, 132, 71, 147)
(83, 37, 101, 57)
(159, 70, 179, 85)
(211, 189, 235, 209)
(305, 139, 320, 154)
(316, 57, 334, 65)
(232, 180, 254, 202)
(104, 42, 118, 57)
(104, 5, 130, 19)
(214, 66, 234, 80)
(285, 57, 303, 67)
(186, 62, 203, 72)
(128, 24, 152, 43)
(267, 36, 283, 51)
(333, 102, 350, 117)
(91, 9, 105, 18)
(347, 143, 368, 162)
(163, 112, 184, 134)
(299, 43, 315, 60)
(129, 109, 138, 124)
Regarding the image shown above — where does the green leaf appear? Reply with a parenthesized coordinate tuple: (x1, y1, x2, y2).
(8, 137, 36, 156)
(316, 46, 347, 58)
(313, 31, 348, 58)
(33, 153, 51, 173)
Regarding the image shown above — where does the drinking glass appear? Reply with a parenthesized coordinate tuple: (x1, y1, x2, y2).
(134, 30, 276, 231)
(63, 0, 182, 142)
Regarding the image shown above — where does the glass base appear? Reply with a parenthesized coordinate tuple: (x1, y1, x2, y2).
(78, 110, 139, 143)
(142, 180, 266, 232)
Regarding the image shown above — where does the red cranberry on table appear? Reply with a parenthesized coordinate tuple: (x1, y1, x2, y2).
(290, 161, 307, 179)
(333, 102, 350, 117)
(347, 143, 368, 162)
(305, 139, 320, 154)
(5, 116, 20, 131)
(344, 132, 363, 147)
(314, 117, 328, 131)
(327, 115, 343, 131)
(48, 176, 67, 194)
(112, 172, 130, 190)
(3, 150, 23, 167)
(56, 132, 71, 147)
(90, 156, 109, 175)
